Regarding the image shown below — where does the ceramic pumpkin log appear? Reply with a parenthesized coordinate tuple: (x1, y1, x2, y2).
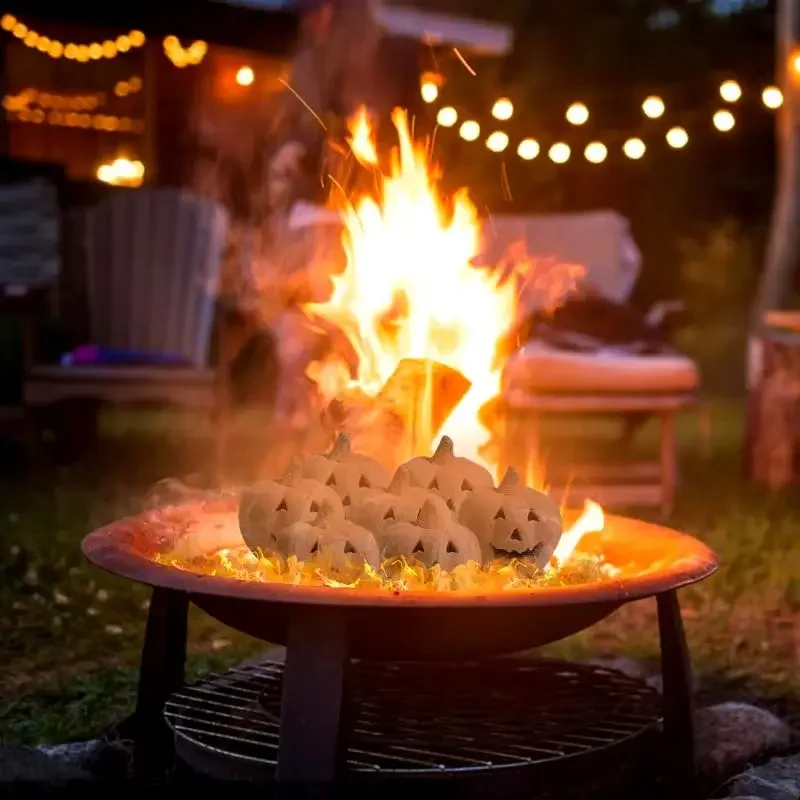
(299, 433, 392, 503)
(238, 460, 344, 555)
(274, 501, 380, 570)
(378, 499, 482, 571)
(401, 436, 494, 512)
(457, 467, 562, 569)
(346, 466, 452, 535)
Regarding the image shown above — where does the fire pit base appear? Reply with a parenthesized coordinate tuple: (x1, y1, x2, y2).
(165, 655, 661, 796)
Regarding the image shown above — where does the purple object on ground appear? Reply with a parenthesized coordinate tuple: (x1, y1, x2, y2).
(60, 345, 191, 367)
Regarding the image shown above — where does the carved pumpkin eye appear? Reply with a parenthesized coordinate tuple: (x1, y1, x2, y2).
(509, 529, 522, 541)
(270, 533, 278, 544)
(359, 475, 370, 488)
(446, 541, 458, 553)
(494, 508, 505, 520)
(383, 508, 395, 520)
(412, 540, 425, 554)
(446, 498, 456, 511)
(326, 475, 336, 487)
(276, 498, 288, 512)
(310, 501, 320, 513)
(429, 478, 440, 490)
(461, 479, 472, 491)
(344, 540, 357, 554)
(310, 540, 320, 554)
(528, 509, 541, 522)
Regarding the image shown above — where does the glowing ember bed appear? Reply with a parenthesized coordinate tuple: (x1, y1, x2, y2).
(83, 498, 718, 793)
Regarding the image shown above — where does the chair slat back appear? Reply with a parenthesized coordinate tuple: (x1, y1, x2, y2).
(85, 188, 230, 367)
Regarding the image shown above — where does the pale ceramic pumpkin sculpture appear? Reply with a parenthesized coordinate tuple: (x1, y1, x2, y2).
(457, 467, 562, 569)
(275, 500, 381, 570)
(238, 460, 344, 555)
(402, 436, 494, 512)
(379, 499, 482, 572)
(298, 432, 392, 505)
(346, 466, 451, 535)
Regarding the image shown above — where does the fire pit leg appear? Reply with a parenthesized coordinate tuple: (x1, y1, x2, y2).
(276, 607, 351, 790)
(656, 589, 697, 797)
(133, 587, 189, 781)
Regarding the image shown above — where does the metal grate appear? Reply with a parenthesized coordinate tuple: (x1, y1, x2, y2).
(165, 657, 662, 785)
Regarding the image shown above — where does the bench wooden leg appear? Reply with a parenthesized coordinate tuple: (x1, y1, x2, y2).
(659, 410, 678, 517)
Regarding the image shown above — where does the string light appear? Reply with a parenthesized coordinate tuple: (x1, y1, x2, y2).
(437, 106, 457, 127)
(719, 80, 742, 102)
(517, 138, 540, 160)
(566, 102, 589, 125)
(549, 142, 570, 164)
(713, 109, 735, 131)
(114, 76, 144, 97)
(486, 131, 509, 152)
(236, 66, 254, 87)
(666, 126, 689, 148)
(491, 98, 514, 121)
(421, 81, 438, 103)
(623, 138, 646, 159)
(4, 89, 103, 112)
(584, 142, 607, 163)
(459, 120, 480, 141)
(1, 14, 145, 60)
(6, 101, 144, 133)
(642, 96, 665, 119)
(762, 86, 783, 109)
(97, 158, 145, 187)
(162, 36, 207, 67)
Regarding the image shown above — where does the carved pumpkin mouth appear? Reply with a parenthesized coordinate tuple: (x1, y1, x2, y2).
(490, 543, 544, 560)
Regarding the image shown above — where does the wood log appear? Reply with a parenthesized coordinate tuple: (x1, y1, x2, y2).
(325, 358, 471, 468)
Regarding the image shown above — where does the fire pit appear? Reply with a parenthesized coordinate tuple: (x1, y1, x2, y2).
(83, 503, 718, 794)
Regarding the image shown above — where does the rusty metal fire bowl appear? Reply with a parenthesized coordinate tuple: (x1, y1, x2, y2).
(82, 504, 719, 661)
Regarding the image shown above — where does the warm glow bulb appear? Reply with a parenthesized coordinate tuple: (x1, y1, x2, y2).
(420, 81, 438, 103)
(492, 98, 514, 121)
(1, 15, 15, 31)
(623, 138, 646, 159)
(12, 23, 27, 39)
(102, 40, 117, 58)
(549, 142, 571, 163)
(486, 131, 509, 153)
(762, 86, 783, 109)
(584, 142, 608, 163)
(236, 66, 255, 86)
(459, 120, 480, 141)
(713, 109, 735, 132)
(129, 30, 145, 47)
(566, 102, 589, 125)
(517, 138, 540, 160)
(642, 96, 665, 119)
(666, 126, 689, 148)
(116, 35, 131, 52)
(97, 165, 113, 183)
(436, 106, 458, 127)
(89, 43, 103, 59)
(719, 80, 742, 103)
(48, 41, 63, 58)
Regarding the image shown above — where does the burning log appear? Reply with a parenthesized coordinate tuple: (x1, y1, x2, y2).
(324, 358, 471, 469)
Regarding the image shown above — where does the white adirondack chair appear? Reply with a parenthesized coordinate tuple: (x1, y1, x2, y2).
(23, 187, 231, 468)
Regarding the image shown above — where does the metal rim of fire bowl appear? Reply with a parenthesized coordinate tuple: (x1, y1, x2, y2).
(81, 505, 720, 609)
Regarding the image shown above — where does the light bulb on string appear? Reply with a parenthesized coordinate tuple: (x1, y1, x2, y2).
(420, 82, 438, 103)
(623, 138, 646, 159)
(492, 98, 514, 121)
(437, 106, 457, 127)
(549, 142, 571, 163)
(666, 126, 688, 148)
(584, 142, 607, 163)
(713, 109, 735, 131)
(486, 131, 509, 153)
(642, 96, 665, 119)
(566, 102, 589, 125)
(517, 138, 540, 160)
(236, 66, 254, 86)
(762, 86, 783, 109)
(459, 120, 480, 141)
(719, 80, 742, 102)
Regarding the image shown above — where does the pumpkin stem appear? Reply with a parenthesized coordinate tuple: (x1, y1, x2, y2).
(388, 467, 412, 495)
(416, 499, 441, 528)
(498, 467, 520, 491)
(431, 435, 454, 463)
(281, 458, 304, 484)
(328, 432, 351, 460)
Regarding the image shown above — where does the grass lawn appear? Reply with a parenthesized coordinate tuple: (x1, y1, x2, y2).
(0, 400, 798, 745)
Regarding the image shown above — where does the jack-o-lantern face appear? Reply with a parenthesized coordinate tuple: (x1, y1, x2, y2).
(457, 467, 562, 569)
(346, 467, 451, 535)
(401, 436, 494, 513)
(238, 467, 344, 556)
(275, 503, 380, 571)
(299, 433, 391, 504)
(378, 500, 482, 571)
